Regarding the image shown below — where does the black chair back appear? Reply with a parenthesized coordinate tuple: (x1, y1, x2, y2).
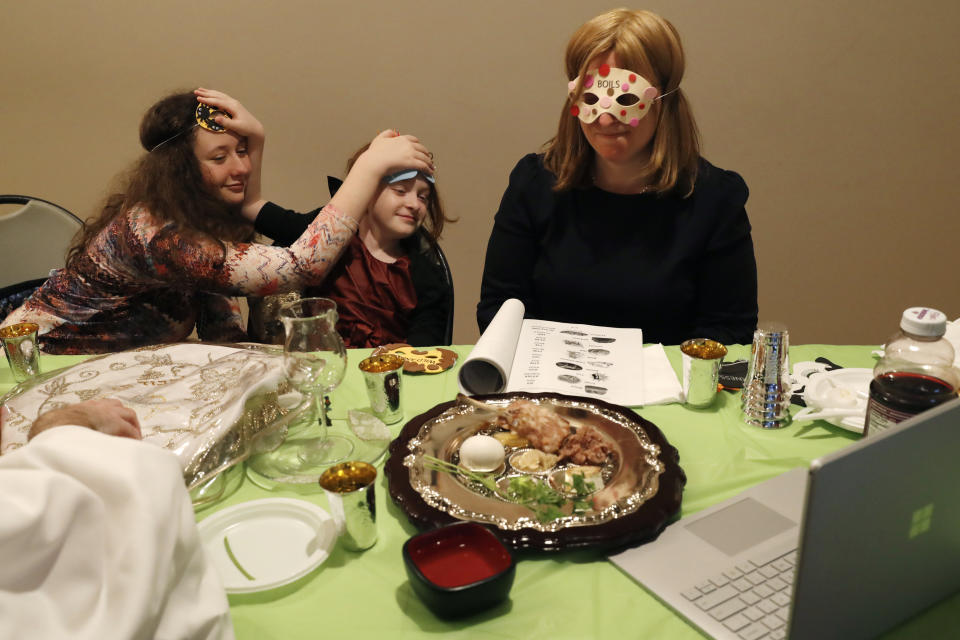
(416, 228, 455, 345)
(0, 194, 83, 320)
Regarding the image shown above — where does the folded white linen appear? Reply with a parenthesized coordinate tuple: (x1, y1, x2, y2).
(0, 426, 233, 640)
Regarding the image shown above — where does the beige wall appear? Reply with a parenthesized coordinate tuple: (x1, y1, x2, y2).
(4, 1, 958, 345)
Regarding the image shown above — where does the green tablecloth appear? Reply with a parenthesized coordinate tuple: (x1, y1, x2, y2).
(4, 344, 958, 638)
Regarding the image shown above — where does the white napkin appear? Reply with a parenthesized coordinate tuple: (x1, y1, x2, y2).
(945, 319, 960, 367)
(637, 344, 684, 406)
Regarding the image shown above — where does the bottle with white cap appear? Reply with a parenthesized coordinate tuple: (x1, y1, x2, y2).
(864, 307, 959, 436)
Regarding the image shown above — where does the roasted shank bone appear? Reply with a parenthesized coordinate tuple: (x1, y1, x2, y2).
(457, 395, 612, 463)
(457, 394, 571, 453)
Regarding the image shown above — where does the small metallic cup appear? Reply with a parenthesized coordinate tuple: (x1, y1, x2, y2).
(0, 322, 41, 382)
(358, 354, 404, 424)
(319, 461, 377, 551)
(741, 322, 792, 429)
(681, 339, 728, 408)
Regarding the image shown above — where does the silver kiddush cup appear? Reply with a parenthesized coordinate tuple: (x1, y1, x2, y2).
(319, 461, 378, 551)
(681, 338, 728, 408)
(741, 322, 792, 429)
(358, 354, 404, 424)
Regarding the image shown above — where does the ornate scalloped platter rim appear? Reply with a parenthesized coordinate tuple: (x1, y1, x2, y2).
(385, 391, 686, 552)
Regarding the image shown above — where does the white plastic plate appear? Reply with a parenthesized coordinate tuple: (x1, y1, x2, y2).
(199, 498, 337, 593)
(801, 368, 873, 433)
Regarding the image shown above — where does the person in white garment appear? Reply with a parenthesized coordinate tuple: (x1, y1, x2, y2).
(0, 399, 233, 640)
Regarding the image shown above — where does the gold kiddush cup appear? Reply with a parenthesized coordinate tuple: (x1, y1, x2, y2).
(741, 322, 792, 429)
(0, 322, 41, 382)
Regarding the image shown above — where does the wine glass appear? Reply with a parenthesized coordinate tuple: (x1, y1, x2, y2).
(282, 297, 355, 467)
(252, 298, 354, 480)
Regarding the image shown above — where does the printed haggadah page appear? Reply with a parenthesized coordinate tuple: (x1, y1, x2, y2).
(507, 319, 645, 405)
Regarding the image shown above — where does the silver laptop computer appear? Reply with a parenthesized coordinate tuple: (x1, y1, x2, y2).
(610, 397, 960, 640)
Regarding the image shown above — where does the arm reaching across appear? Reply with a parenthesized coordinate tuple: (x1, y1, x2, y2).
(328, 129, 434, 222)
(126, 203, 358, 296)
(245, 127, 437, 243)
(153, 129, 433, 296)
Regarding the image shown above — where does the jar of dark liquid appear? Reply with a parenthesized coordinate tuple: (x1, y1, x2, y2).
(864, 307, 959, 436)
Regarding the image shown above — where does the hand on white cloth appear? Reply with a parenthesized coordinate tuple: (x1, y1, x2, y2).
(0, 426, 234, 640)
(0, 344, 288, 490)
(28, 398, 142, 441)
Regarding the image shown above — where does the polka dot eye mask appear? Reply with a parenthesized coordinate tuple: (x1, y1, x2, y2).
(568, 64, 661, 127)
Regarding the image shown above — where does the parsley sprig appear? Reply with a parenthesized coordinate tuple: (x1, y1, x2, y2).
(422, 455, 594, 523)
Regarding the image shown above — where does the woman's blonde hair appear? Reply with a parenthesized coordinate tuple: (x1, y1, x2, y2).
(543, 8, 701, 195)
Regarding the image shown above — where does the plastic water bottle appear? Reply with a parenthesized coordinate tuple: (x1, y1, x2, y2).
(864, 307, 959, 436)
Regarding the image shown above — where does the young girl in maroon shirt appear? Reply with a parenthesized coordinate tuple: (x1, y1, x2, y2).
(249, 140, 454, 348)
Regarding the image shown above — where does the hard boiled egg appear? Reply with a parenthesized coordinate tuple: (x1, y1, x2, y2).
(459, 435, 505, 472)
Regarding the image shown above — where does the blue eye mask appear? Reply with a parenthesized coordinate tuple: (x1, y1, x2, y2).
(384, 169, 435, 185)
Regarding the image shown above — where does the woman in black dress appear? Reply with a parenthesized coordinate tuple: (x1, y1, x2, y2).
(478, 9, 758, 345)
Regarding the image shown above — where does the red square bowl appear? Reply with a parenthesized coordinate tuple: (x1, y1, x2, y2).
(402, 522, 516, 618)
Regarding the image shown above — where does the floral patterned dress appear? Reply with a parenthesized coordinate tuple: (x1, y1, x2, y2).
(1, 204, 357, 354)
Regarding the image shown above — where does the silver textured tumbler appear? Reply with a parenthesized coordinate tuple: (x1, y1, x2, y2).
(741, 322, 792, 429)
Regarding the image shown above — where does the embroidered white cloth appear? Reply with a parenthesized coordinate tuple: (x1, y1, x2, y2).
(0, 343, 297, 489)
(0, 426, 234, 639)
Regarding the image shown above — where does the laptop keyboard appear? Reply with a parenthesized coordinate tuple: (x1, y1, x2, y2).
(681, 547, 797, 640)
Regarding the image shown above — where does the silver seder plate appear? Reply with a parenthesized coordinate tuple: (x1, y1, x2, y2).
(404, 395, 665, 532)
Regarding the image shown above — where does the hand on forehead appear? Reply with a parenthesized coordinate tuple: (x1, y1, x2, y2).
(568, 64, 659, 127)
